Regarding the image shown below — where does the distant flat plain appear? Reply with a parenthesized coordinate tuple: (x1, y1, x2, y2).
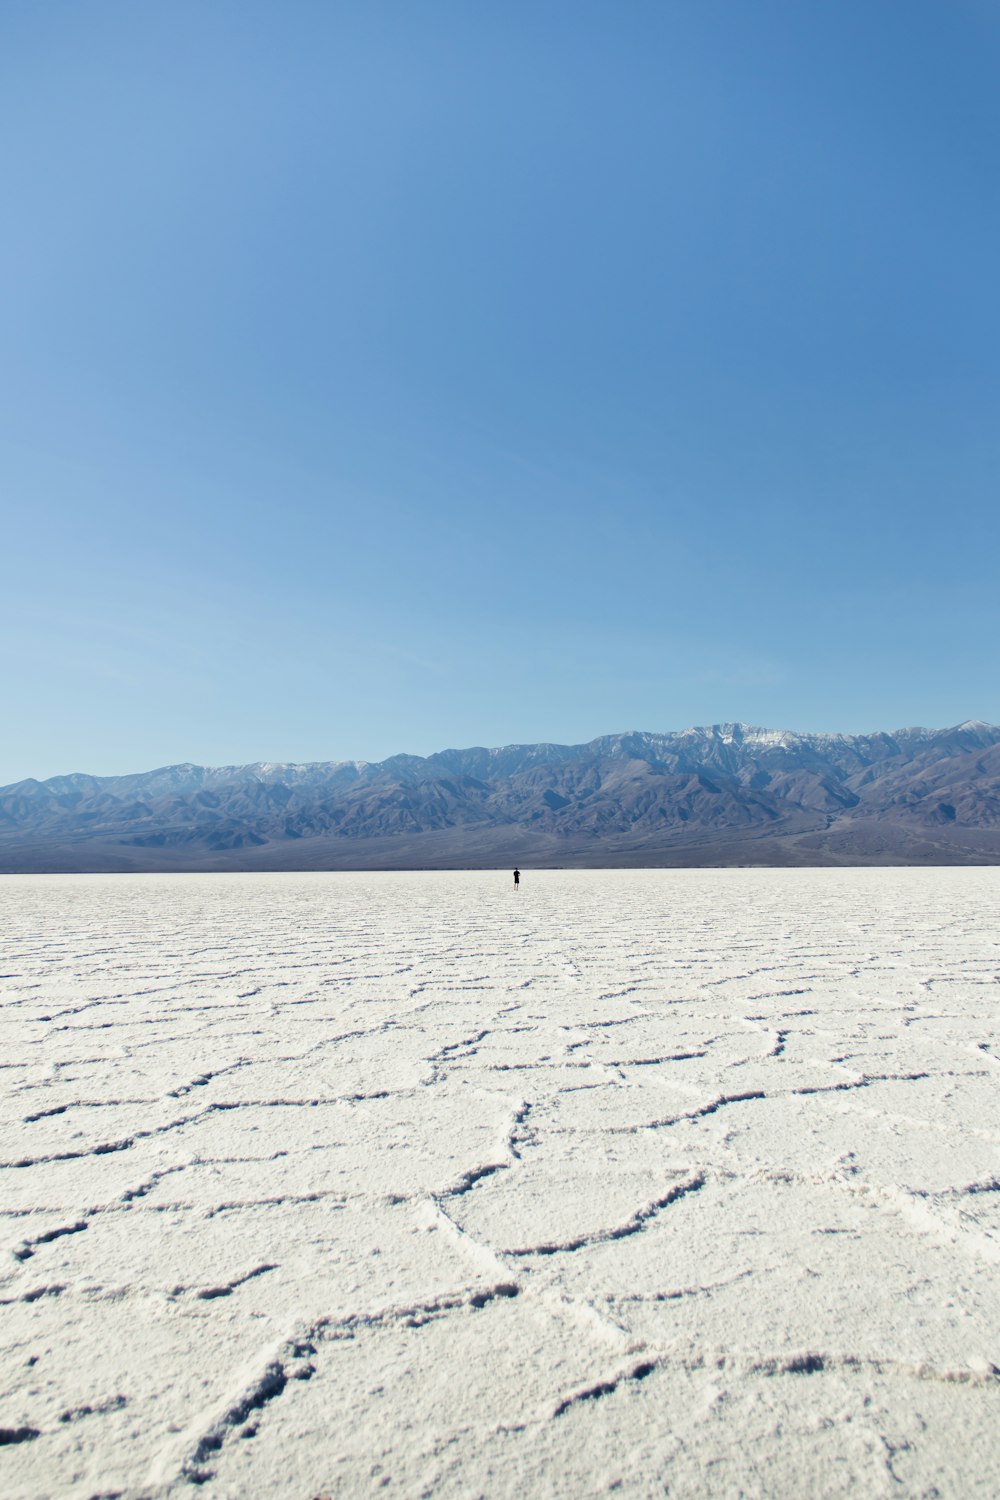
(2, 869, 999, 1498)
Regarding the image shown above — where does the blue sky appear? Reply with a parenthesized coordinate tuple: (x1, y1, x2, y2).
(2, 0, 999, 782)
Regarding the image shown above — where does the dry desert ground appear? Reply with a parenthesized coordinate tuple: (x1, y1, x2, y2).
(2, 868, 999, 1498)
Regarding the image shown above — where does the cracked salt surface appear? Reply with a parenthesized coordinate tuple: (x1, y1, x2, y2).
(1, 869, 999, 1499)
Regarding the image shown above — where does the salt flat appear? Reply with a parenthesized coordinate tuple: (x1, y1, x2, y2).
(1, 869, 998, 1500)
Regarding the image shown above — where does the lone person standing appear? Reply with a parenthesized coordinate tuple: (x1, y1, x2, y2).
(513, 867, 520, 891)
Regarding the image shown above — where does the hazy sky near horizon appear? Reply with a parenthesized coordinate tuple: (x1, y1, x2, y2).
(3, 0, 999, 782)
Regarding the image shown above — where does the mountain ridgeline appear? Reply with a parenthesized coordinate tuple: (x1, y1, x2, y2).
(3, 721, 1000, 871)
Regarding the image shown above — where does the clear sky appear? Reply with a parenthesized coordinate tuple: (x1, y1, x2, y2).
(2, 0, 999, 782)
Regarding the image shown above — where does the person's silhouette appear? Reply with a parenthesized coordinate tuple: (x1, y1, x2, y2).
(513, 868, 520, 891)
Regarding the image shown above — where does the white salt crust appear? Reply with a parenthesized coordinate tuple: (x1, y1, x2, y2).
(1, 868, 998, 1498)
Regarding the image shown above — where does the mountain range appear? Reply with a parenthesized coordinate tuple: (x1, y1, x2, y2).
(3, 721, 1000, 871)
